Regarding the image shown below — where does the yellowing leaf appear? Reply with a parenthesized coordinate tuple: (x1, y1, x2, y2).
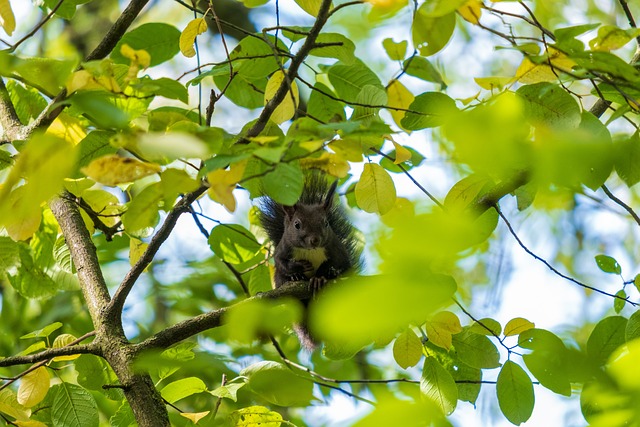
(180, 18, 208, 58)
(17, 367, 49, 408)
(264, 70, 299, 124)
(120, 43, 151, 68)
(329, 139, 363, 162)
(15, 421, 48, 427)
(504, 317, 535, 337)
(3, 187, 42, 241)
(130, 238, 149, 267)
(515, 50, 576, 84)
(355, 163, 396, 214)
(474, 76, 514, 91)
(52, 334, 80, 362)
(392, 141, 411, 164)
(589, 25, 640, 51)
(425, 311, 462, 350)
(0, 0, 15, 36)
(230, 406, 283, 426)
(393, 328, 423, 369)
(0, 389, 30, 421)
(66, 70, 122, 94)
(386, 80, 415, 130)
(46, 113, 87, 145)
(458, 0, 482, 24)
(207, 161, 247, 212)
(180, 411, 210, 424)
(81, 155, 161, 186)
(299, 152, 350, 177)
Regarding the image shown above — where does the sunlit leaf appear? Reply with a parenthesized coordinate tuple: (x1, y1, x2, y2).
(0, 0, 15, 36)
(81, 155, 161, 186)
(393, 328, 423, 369)
(241, 361, 313, 406)
(504, 318, 535, 337)
(382, 38, 407, 60)
(587, 316, 627, 366)
(469, 318, 502, 336)
(497, 361, 534, 425)
(160, 377, 207, 404)
(180, 18, 207, 58)
(355, 163, 396, 214)
(52, 334, 80, 361)
(589, 25, 640, 51)
(111, 23, 181, 67)
(21, 322, 63, 339)
(386, 80, 414, 129)
(458, 0, 482, 24)
(412, 9, 455, 56)
(180, 411, 210, 424)
(50, 383, 98, 427)
(264, 70, 299, 124)
(17, 367, 49, 408)
(229, 406, 283, 426)
(420, 357, 457, 415)
(208, 224, 261, 264)
(425, 311, 463, 350)
(595, 254, 622, 274)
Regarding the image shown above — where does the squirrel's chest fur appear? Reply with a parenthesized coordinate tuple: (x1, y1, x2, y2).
(292, 247, 327, 275)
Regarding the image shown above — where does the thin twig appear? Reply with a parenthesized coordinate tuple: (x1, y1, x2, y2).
(601, 184, 640, 228)
(10, 0, 66, 52)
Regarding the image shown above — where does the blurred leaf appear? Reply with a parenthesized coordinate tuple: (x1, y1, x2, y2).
(263, 163, 304, 205)
(382, 38, 407, 60)
(328, 60, 383, 104)
(517, 82, 581, 131)
(121, 183, 162, 237)
(208, 224, 261, 264)
(626, 310, 640, 342)
(0, 0, 15, 36)
(229, 406, 283, 426)
(241, 361, 313, 406)
(614, 290, 626, 314)
(403, 56, 446, 88)
(425, 311, 463, 350)
(589, 25, 640, 51)
(17, 367, 49, 408)
(81, 155, 160, 186)
(615, 132, 640, 187)
(504, 318, 535, 337)
(412, 10, 455, 56)
(310, 33, 355, 64)
(452, 329, 500, 369)
(21, 322, 63, 339)
(294, 0, 324, 16)
(160, 377, 207, 404)
(264, 70, 299, 124)
(401, 91, 457, 130)
(386, 80, 414, 129)
(587, 316, 627, 366)
(469, 318, 502, 336)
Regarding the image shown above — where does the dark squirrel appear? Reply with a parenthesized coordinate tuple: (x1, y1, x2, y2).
(258, 172, 361, 349)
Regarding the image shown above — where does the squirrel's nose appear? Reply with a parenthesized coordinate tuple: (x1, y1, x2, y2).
(309, 236, 320, 247)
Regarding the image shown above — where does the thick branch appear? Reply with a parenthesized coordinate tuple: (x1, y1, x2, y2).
(133, 281, 312, 353)
(106, 185, 208, 323)
(49, 193, 112, 326)
(0, 344, 100, 367)
(0, 77, 25, 142)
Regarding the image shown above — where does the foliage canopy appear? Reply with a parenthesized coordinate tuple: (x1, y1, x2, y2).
(2, 0, 640, 426)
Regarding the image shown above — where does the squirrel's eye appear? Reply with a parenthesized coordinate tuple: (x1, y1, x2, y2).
(294, 220, 301, 229)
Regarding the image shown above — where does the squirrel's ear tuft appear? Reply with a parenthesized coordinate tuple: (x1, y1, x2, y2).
(282, 205, 296, 218)
(324, 180, 338, 209)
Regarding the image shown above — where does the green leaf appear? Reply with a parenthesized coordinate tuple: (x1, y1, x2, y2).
(351, 85, 387, 123)
(76, 131, 117, 174)
(625, 309, 640, 342)
(0, 236, 21, 276)
(132, 77, 188, 103)
(210, 382, 245, 402)
(50, 383, 98, 427)
(554, 23, 600, 41)
(208, 224, 262, 264)
(8, 247, 58, 299)
(412, 10, 456, 57)
(111, 23, 181, 67)
(310, 33, 355, 64)
(263, 163, 304, 205)
(504, 317, 535, 337)
(67, 92, 131, 129)
(382, 38, 407, 61)
(379, 146, 425, 173)
(587, 316, 627, 366)
(401, 92, 457, 130)
(595, 254, 622, 274)
(614, 290, 626, 314)
(121, 183, 162, 237)
(307, 82, 346, 123)
(393, 328, 423, 369)
(453, 364, 482, 405)
(516, 82, 581, 130)
(420, 357, 457, 415)
(110, 402, 135, 427)
(241, 361, 313, 406)
(53, 236, 74, 274)
(20, 322, 63, 339)
(589, 25, 640, 51)
(403, 56, 446, 88)
(0, 149, 13, 171)
(75, 355, 121, 401)
(452, 329, 501, 369)
(10, 56, 76, 96)
(230, 406, 283, 426)
(160, 377, 207, 404)
(497, 360, 535, 425)
(417, 0, 467, 17)
(6, 79, 47, 125)
(615, 132, 640, 187)
(327, 59, 383, 104)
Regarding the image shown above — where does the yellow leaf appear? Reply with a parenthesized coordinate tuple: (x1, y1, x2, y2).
(0, 389, 30, 421)
(474, 76, 514, 91)
(15, 421, 48, 427)
(392, 141, 411, 164)
(425, 311, 462, 350)
(180, 18, 208, 58)
(458, 0, 482, 24)
(120, 43, 151, 68)
(504, 317, 535, 337)
(180, 411, 210, 424)
(264, 70, 299, 124)
(393, 328, 423, 369)
(17, 367, 49, 408)
(0, 0, 15, 36)
(355, 163, 396, 214)
(52, 334, 80, 362)
(386, 80, 415, 130)
(328, 139, 363, 162)
(66, 70, 121, 94)
(3, 187, 42, 241)
(46, 113, 87, 145)
(515, 50, 576, 84)
(299, 152, 350, 177)
(130, 237, 149, 267)
(207, 161, 247, 213)
(81, 155, 161, 186)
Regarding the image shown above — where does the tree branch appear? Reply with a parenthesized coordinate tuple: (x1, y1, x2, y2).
(237, 0, 333, 143)
(0, 77, 25, 142)
(132, 281, 312, 353)
(601, 184, 640, 228)
(0, 344, 100, 368)
(49, 192, 112, 326)
(106, 185, 208, 324)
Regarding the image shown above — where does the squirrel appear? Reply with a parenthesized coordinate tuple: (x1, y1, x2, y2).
(258, 171, 361, 349)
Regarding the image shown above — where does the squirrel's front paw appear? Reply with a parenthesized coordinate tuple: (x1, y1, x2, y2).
(309, 276, 327, 296)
